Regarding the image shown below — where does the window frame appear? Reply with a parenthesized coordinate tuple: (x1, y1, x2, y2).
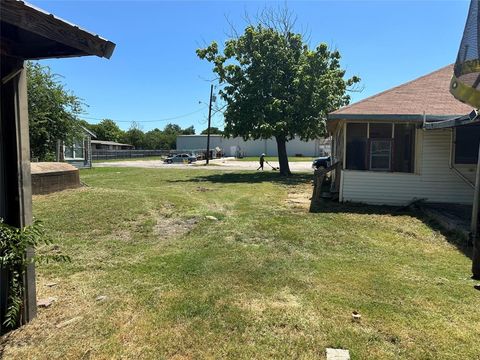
(64, 139, 85, 160)
(345, 121, 416, 173)
(369, 138, 393, 171)
(345, 122, 369, 170)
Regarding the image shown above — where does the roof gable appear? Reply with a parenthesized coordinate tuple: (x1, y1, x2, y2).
(330, 65, 472, 119)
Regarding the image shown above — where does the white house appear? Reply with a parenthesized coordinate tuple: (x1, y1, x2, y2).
(328, 64, 477, 206)
(176, 135, 330, 158)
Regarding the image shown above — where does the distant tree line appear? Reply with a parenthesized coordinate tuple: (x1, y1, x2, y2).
(26, 62, 216, 160)
(80, 119, 196, 150)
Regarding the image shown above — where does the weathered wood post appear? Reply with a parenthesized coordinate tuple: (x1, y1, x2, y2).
(309, 161, 341, 212)
(309, 168, 327, 211)
(0, 58, 36, 330)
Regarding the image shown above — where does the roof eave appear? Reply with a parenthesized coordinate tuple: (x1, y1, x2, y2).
(80, 126, 96, 138)
(1, 1, 116, 59)
(327, 114, 464, 122)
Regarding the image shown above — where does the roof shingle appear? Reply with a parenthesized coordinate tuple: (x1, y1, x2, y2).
(330, 65, 472, 117)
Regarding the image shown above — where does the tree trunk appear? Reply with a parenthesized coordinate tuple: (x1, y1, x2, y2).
(276, 136, 291, 176)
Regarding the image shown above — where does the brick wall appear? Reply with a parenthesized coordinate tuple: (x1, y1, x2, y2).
(30, 162, 81, 195)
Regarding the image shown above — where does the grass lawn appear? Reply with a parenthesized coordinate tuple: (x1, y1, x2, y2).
(2, 168, 479, 359)
(233, 156, 315, 162)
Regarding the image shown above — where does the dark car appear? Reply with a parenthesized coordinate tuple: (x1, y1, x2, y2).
(312, 156, 331, 170)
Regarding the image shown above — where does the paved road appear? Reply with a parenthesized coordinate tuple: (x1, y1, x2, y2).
(93, 158, 314, 172)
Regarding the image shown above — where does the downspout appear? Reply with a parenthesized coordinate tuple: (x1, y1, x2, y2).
(340, 121, 347, 202)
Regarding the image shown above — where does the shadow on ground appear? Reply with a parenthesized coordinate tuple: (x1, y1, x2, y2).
(311, 200, 473, 260)
(167, 171, 313, 185)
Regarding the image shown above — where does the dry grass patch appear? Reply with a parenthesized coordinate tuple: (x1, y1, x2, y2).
(2, 168, 479, 359)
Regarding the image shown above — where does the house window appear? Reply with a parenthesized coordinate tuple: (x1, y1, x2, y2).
(455, 123, 480, 164)
(370, 139, 392, 170)
(393, 124, 415, 172)
(64, 139, 85, 160)
(368, 123, 392, 171)
(369, 123, 392, 139)
(346, 123, 368, 170)
(345, 122, 415, 172)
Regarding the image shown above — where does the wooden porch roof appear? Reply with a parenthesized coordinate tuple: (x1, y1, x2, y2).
(1, 0, 115, 60)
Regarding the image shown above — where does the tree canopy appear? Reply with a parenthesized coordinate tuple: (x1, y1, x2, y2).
(27, 62, 84, 161)
(201, 127, 223, 135)
(89, 119, 124, 142)
(82, 121, 195, 150)
(197, 18, 359, 174)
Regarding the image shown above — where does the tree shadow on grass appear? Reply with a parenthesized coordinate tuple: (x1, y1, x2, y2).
(167, 171, 313, 185)
(311, 200, 473, 260)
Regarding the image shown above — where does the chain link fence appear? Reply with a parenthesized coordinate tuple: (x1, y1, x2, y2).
(92, 149, 211, 161)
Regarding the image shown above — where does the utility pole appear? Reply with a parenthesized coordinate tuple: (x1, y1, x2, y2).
(205, 84, 213, 165)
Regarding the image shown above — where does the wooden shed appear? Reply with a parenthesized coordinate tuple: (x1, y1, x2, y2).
(0, 0, 115, 331)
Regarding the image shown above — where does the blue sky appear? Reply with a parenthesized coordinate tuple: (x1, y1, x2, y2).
(32, 0, 470, 132)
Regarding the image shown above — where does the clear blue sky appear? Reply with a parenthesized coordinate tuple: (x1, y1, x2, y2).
(32, 0, 470, 132)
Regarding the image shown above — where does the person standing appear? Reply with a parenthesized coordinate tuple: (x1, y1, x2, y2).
(257, 153, 265, 171)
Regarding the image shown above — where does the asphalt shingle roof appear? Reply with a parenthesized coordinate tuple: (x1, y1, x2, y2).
(330, 65, 472, 117)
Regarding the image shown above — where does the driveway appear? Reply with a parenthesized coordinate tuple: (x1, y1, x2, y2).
(93, 158, 314, 172)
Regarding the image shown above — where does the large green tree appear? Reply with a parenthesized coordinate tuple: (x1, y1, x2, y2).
(122, 122, 145, 148)
(161, 123, 195, 149)
(144, 128, 169, 149)
(90, 119, 124, 142)
(27, 62, 84, 161)
(197, 21, 359, 175)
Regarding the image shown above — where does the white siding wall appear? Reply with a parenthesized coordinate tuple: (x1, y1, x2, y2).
(341, 128, 474, 205)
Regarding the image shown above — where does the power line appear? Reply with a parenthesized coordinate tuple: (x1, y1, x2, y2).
(80, 106, 208, 123)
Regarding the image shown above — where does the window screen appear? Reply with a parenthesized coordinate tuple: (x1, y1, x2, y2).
(370, 139, 392, 170)
(393, 124, 415, 172)
(346, 123, 367, 170)
(64, 145, 74, 159)
(73, 141, 84, 159)
(369, 123, 392, 139)
(64, 140, 85, 160)
(455, 123, 480, 164)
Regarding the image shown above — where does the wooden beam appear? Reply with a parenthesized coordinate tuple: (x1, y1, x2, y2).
(0, 1, 115, 59)
(14, 65, 36, 322)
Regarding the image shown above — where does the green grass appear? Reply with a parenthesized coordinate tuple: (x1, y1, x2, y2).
(93, 156, 165, 163)
(3, 168, 479, 359)
(234, 156, 315, 162)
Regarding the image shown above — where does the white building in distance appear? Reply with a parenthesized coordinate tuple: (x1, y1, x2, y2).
(176, 135, 330, 157)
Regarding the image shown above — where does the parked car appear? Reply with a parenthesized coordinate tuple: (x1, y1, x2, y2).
(164, 154, 197, 164)
(312, 156, 331, 170)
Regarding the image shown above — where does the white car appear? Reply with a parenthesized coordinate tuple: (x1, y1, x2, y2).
(164, 154, 197, 164)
